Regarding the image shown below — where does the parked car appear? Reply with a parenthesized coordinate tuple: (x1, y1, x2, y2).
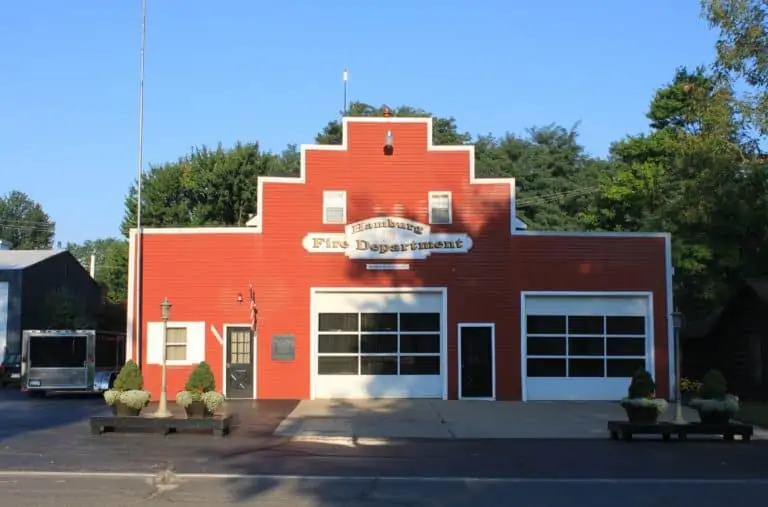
(0, 353, 21, 387)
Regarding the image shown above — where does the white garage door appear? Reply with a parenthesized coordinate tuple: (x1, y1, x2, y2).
(523, 294, 652, 401)
(313, 291, 444, 399)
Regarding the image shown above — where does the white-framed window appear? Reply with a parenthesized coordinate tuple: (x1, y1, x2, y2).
(165, 327, 187, 361)
(316, 312, 441, 376)
(323, 190, 347, 224)
(428, 191, 452, 225)
(146, 321, 206, 366)
(525, 314, 647, 378)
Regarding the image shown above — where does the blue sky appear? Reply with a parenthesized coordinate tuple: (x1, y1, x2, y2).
(1, 1, 717, 245)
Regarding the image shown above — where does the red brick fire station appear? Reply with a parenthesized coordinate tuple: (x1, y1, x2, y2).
(126, 116, 674, 401)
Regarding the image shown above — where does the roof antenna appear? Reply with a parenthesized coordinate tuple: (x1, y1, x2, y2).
(342, 69, 348, 117)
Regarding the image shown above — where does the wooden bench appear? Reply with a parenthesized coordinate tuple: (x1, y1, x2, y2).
(607, 421, 753, 442)
(90, 415, 232, 438)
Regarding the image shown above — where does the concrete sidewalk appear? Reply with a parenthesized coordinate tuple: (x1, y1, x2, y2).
(273, 400, 735, 441)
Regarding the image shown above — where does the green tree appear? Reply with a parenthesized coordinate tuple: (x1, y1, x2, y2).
(581, 66, 763, 315)
(702, 0, 768, 139)
(120, 142, 298, 234)
(0, 191, 55, 249)
(474, 125, 608, 230)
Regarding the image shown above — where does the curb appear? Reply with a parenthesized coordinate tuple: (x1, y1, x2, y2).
(287, 435, 392, 446)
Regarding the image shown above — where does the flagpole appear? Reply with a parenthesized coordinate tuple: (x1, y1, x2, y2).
(135, 0, 147, 366)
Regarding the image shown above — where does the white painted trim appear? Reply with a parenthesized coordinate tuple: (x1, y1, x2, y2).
(522, 291, 655, 298)
(428, 191, 453, 225)
(322, 190, 347, 225)
(309, 287, 448, 400)
(129, 227, 258, 235)
(128, 116, 517, 236)
(520, 291, 655, 401)
(515, 230, 669, 238)
(126, 229, 136, 362)
(210, 325, 223, 346)
(664, 234, 675, 400)
(222, 324, 257, 399)
(457, 323, 496, 400)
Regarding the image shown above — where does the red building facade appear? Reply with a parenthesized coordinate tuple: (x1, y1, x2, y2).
(126, 117, 674, 401)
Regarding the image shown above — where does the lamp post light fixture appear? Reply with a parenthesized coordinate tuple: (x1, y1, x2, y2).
(383, 130, 394, 156)
(153, 297, 173, 418)
(672, 308, 686, 424)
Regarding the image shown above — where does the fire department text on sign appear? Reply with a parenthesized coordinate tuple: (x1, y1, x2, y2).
(301, 216, 473, 260)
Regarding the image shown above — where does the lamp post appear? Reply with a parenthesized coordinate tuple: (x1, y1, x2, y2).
(153, 297, 172, 418)
(672, 309, 685, 424)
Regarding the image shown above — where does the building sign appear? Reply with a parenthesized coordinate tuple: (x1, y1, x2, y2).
(271, 335, 295, 361)
(302, 216, 473, 260)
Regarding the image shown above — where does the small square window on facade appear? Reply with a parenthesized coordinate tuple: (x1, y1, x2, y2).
(428, 191, 452, 225)
(323, 190, 347, 224)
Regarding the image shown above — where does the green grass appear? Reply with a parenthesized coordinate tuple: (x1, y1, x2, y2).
(736, 402, 768, 428)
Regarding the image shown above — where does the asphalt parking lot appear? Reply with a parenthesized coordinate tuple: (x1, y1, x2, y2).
(2, 389, 768, 506)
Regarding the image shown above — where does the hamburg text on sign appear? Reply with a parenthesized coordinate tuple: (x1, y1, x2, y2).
(302, 217, 473, 260)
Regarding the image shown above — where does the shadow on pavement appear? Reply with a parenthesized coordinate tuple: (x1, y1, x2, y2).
(199, 435, 768, 504)
(0, 388, 109, 442)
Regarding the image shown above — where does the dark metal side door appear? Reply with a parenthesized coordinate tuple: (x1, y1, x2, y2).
(225, 327, 254, 399)
(459, 325, 493, 399)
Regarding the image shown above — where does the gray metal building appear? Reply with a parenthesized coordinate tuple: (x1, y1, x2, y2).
(0, 250, 103, 362)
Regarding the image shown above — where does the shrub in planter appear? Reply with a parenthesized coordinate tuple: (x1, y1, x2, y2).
(175, 362, 223, 418)
(680, 377, 702, 405)
(689, 369, 739, 425)
(103, 360, 151, 416)
(620, 369, 668, 423)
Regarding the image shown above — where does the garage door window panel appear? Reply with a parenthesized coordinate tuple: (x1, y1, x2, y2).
(607, 358, 645, 377)
(361, 313, 398, 332)
(318, 334, 359, 354)
(319, 313, 359, 332)
(318, 356, 359, 375)
(361, 356, 398, 375)
(400, 333, 440, 354)
(527, 358, 566, 376)
(400, 313, 440, 332)
(360, 334, 398, 354)
(400, 355, 440, 375)
(526, 313, 647, 379)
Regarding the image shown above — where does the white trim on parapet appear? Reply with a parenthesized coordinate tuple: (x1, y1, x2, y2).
(128, 116, 518, 236)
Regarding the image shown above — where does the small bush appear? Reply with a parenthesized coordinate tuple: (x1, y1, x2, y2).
(690, 394, 739, 415)
(185, 362, 216, 394)
(201, 391, 225, 413)
(627, 369, 656, 399)
(175, 390, 194, 408)
(113, 360, 144, 391)
(103, 389, 120, 406)
(620, 397, 668, 414)
(680, 377, 702, 394)
(699, 369, 728, 400)
(118, 389, 151, 410)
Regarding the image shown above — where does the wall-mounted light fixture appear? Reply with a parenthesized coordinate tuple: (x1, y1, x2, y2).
(384, 130, 394, 156)
(236, 293, 244, 304)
